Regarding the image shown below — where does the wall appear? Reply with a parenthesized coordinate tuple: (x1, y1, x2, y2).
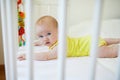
(0, 7, 4, 64)
(67, 0, 120, 26)
(33, 0, 120, 26)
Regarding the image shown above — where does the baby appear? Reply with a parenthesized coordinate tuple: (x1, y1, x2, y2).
(18, 15, 120, 61)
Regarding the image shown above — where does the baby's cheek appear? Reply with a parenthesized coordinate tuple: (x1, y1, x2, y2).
(52, 37, 57, 41)
(39, 39, 44, 45)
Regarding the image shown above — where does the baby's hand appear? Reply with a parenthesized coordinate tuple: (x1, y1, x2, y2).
(33, 40, 42, 46)
(17, 54, 26, 61)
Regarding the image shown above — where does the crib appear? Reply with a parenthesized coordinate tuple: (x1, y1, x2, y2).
(0, 0, 120, 80)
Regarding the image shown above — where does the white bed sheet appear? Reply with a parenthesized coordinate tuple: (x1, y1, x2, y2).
(17, 57, 116, 80)
(98, 58, 118, 74)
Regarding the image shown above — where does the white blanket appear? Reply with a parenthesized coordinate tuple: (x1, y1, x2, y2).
(17, 57, 117, 80)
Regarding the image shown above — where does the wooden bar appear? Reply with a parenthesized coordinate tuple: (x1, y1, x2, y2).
(89, 0, 103, 80)
(57, 0, 67, 80)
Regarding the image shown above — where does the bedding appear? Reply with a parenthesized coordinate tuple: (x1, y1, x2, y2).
(17, 57, 117, 80)
(98, 58, 118, 74)
(17, 46, 117, 80)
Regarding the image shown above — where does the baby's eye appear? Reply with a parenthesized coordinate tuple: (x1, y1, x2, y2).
(39, 35, 43, 38)
(47, 33, 51, 35)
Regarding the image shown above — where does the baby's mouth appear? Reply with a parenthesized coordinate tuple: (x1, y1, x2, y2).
(46, 42, 50, 45)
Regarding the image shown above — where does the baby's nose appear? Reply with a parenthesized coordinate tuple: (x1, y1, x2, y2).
(44, 37, 49, 41)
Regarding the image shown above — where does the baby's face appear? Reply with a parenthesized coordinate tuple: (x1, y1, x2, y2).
(36, 24, 58, 47)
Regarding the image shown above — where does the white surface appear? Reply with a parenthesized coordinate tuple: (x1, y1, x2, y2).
(98, 58, 118, 74)
(58, 0, 67, 80)
(17, 57, 116, 80)
(25, 0, 33, 80)
(33, 0, 120, 26)
(1, 0, 10, 79)
(68, 19, 120, 38)
(6, 0, 17, 80)
(89, 0, 103, 80)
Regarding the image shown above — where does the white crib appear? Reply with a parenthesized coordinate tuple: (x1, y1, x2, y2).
(0, 0, 120, 80)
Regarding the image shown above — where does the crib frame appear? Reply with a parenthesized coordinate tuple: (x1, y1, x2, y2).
(0, 0, 120, 80)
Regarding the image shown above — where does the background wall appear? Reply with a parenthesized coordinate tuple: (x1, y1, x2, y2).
(33, 0, 120, 26)
(0, 6, 4, 64)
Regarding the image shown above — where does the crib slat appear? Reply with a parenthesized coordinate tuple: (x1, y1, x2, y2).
(89, 0, 103, 80)
(58, 0, 67, 80)
(116, 46, 120, 80)
(5, 0, 17, 80)
(0, 0, 10, 80)
(25, 0, 34, 80)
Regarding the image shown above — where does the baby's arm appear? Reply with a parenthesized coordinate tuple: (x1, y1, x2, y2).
(17, 54, 26, 61)
(32, 46, 57, 60)
(33, 39, 43, 46)
(17, 46, 57, 61)
(98, 44, 118, 58)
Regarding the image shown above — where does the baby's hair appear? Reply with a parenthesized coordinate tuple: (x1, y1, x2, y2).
(36, 15, 58, 28)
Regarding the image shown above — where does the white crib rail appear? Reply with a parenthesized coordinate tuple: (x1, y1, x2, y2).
(116, 46, 120, 80)
(24, 0, 34, 80)
(0, 0, 10, 80)
(1, 0, 18, 80)
(89, 0, 103, 80)
(58, 0, 67, 80)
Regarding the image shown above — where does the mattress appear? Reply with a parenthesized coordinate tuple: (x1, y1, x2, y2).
(98, 58, 118, 75)
(17, 57, 117, 80)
